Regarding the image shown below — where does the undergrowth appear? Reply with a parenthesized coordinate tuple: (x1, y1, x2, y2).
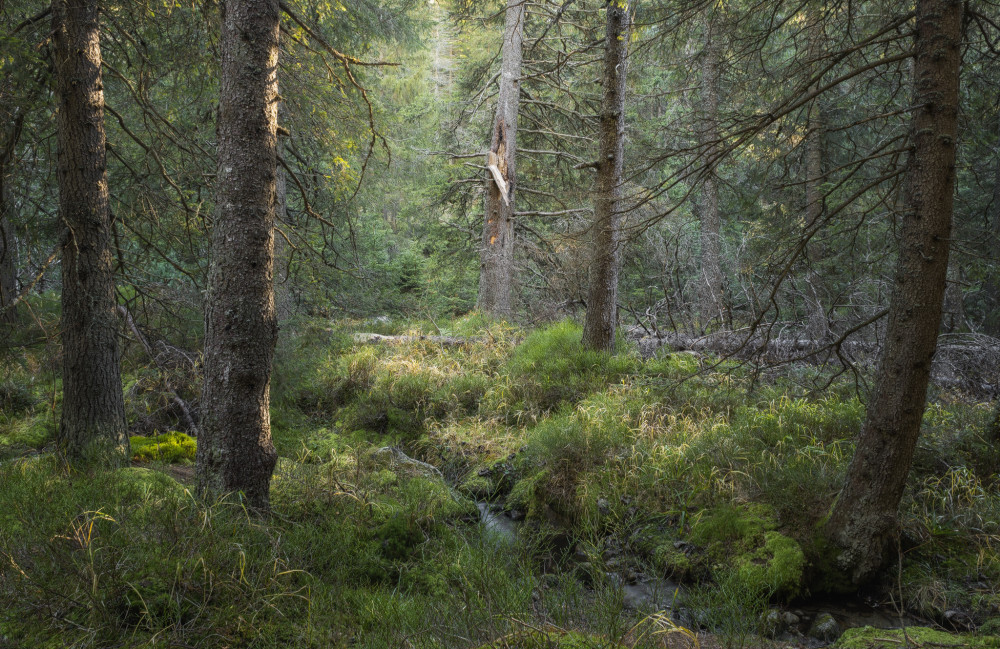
(1, 315, 998, 647)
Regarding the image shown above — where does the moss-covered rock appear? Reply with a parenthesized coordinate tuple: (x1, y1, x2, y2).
(735, 531, 806, 599)
(835, 626, 1000, 649)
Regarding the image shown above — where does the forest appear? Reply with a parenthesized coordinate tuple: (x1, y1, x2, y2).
(1, 0, 999, 647)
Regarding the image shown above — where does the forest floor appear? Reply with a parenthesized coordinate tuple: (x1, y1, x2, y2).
(1, 312, 999, 648)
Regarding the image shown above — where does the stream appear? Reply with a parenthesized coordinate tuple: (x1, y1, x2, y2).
(474, 500, 932, 645)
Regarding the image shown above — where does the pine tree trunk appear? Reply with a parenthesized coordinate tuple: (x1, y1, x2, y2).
(582, 2, 631, 352)
(52, 0, 128, 467)
(698, 13, 725, 330)
(804, 2, 830, 341)
(197, 0, 280, 511)
(983, 109, 1000, 335)
(0, 167, 16, 326)
(824, 0, 963, 585)
(477, 0, 525, 318)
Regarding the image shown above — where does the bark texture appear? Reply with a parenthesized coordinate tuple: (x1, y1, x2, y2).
(582, 1, 631, 352)
(803, 1, 830, 341)
(52, 0, 128, 467)
(197, 0, 280, 511)
(0, 163, 16, 326)
(698, 13, 725, 329)
(477, 0, 525, 318)
(824, 0, 963, 585)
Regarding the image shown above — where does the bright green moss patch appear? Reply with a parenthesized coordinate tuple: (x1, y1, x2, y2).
(130, 431, 196, 463)
(835, 627, 1000, 649)
(734, 531, 806, 599)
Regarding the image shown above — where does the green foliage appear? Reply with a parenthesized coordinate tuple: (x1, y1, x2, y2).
(489, 320, 641, 416)
(129, 432, 196, 464)
(684, 570, 773, 649)
(835, 627, 1000, 649)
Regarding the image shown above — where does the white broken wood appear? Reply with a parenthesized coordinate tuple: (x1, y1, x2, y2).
(487, 151, 510, 206)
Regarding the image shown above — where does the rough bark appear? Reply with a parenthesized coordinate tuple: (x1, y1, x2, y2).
(824, 0, 963, 585)
(582, 1, 631, 352)
(0, 165, 16, 326)
(698, 13, 725, 330)
(197, 0, 280, 511)
(52, 0, 128, 467)
(477, 0, 525, 318)
(803, 2, 830, 341)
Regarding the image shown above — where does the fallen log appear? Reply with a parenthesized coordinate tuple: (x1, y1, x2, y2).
(353, 333, 477, 346)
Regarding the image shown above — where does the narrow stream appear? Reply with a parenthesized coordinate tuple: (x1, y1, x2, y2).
(474, 500, 934, 644)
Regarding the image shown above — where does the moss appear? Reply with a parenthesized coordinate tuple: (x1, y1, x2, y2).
(110, 467, 189, 500)
(507, 468, 550, 519)
(689, 503, 777, 546)
(980, 619, 1000, 636)
(459, 472, 498, 500)
(835, 627, 1000, 649)
(734, 531, 805, 599)
(130, 431, 196, 464)
(0, 412, 53, 453)
(652, 543, 697, 580)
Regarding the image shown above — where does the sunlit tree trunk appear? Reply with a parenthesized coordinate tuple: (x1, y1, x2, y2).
(477, 0, 524, 318)
(698, 12, 725, 330)
(582, 1, 631, 352)
(52, 0, 128, 467)
(197, 0, 280, 511)
(824, 0, 963, 585)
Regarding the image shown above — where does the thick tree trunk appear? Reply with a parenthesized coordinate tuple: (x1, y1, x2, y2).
(52, 0, 128, 467)
(197, 0, 280, 511)
(698, 13, 725, 330)
(824, 0, 963, 585)
(582, 2, 631, 352)
(477, 0, 525, 318)
(803, 2, 830, 341)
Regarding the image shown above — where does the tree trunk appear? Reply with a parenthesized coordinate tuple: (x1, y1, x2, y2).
(824, 0, 963, 586)
(52, 0, 128, 467)
(982, 108, 1000, 335)
(698, 12, 725, 330)
(582, 1, 631, 352)
(477, 0, 525, 318)
(0, 165, 16, 326)
(197, 0, 280, 511)
(803, 2, 830, 341)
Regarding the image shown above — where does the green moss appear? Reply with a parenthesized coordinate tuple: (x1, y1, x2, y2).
(130, 431, 196, 464)
(0, 412, 53, 453)
(459, 472, 498, 499)
(806, 525, 856, 595)
(690, 503, 777, 546)
(110, 467, 189, 500)
(835, 627, 999, 649)
(734, 531, 805, 599)
(507, 468, 550, 519)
